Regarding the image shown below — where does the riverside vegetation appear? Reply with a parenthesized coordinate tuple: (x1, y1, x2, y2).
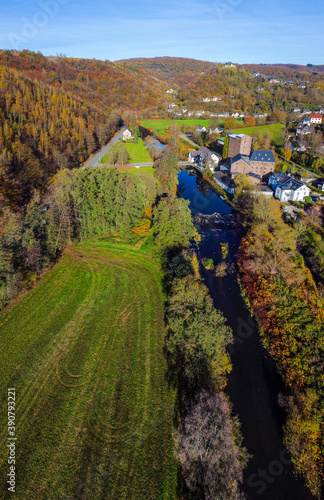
(234, 175, 324, 498)
(154, 150, 248, 499)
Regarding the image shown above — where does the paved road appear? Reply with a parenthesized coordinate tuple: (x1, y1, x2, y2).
(83, 126, 127, 168)
(180, 133, 200, 148)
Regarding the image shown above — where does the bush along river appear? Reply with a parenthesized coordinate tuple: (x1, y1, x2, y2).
(178, 169, 314, 500)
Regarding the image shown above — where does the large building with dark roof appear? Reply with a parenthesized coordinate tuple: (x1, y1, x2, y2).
(229, 150, 276, 184)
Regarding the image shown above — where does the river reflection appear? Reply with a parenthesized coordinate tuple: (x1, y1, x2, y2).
(178, 169, 232, 215)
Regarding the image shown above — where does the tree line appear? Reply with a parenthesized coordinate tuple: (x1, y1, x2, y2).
(152, 150, 248, 499)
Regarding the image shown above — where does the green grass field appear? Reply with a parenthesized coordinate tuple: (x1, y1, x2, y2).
(124, 139, 152, 163)
(141, 119, 212, 136)
(0, 243, 176, 499)
(125, 166, 155, 175)
(230, 123, 285, 141)
(100, 139, 152, 165)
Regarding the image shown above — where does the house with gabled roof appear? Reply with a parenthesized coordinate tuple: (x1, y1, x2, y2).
(274, 178, 310, 202)
(296, 123, 311, 136)
(268, 172, 290, 191)
(122, 128, 134, 141)
(188, 146, 221, 171)
(268, 173, 310, 202)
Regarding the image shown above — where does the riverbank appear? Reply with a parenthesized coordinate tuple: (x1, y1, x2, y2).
(178, 168, 315, 500)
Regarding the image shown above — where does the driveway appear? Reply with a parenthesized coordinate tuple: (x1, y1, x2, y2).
(83, 126, 127, 168)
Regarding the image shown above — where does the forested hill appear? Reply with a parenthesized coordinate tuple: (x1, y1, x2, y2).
(118, 56, 324, 86)
(0, 50, 169, 209)
(116, 57, 324, 113)
(0, 50, 165, 112)
(117, 56, 217, 86)
(0, 61, 121, 209)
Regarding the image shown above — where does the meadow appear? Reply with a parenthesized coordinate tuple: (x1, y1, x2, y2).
(0, 243, 176, 499)
(230, 122, 285, 141)
(124, 138, 152, 163)
(100, 138, 152, 164)
(141, 119, 212, 135)
(140, 119, 280, 141)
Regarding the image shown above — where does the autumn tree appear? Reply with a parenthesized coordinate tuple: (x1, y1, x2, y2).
(233, 174, 255, 217)
(243, 116, 256, 127)
(153, 198, 196, 253)
(154, 148, 179, 197)
(224, 116, 238, 131)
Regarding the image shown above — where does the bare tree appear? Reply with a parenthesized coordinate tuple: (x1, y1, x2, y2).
(175, 391, 248, 500)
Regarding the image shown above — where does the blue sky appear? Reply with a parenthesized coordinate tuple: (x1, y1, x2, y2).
(1, 0, 323, 64)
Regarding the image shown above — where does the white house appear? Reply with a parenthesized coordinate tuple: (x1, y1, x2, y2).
(209, 127, 223, 135)
(122, 128, 134, 141)
(310, 114, 323, 124)
(202, 97, 211, 103)
(274, 179, 311, 202)
(166, 88, 174, 94)
(196, 125, 207, 133)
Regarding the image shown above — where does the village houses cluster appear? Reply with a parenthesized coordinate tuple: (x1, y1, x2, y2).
(188, 131, 312, 203)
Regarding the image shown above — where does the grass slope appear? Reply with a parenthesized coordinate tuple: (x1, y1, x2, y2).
(117, 166, 155, 175)
(0, 243, 176, 499)
(230, 123, 285, 140)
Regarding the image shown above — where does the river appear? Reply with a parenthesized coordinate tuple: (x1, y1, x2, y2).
(178, 169, 314, 500)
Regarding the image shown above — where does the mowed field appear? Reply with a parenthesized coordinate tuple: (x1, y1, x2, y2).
(100, 139, 152, 164)
(230, 122, 285, 140)
(0, 243, 177, 499)
(141, 119, 212, 136)
(124, 139, 152, 163)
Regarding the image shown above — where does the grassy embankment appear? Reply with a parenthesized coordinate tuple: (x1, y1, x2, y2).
(0, 242, 176, 499)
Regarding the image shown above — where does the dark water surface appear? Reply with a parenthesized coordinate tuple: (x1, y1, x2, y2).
(178, 169, 314, 500)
